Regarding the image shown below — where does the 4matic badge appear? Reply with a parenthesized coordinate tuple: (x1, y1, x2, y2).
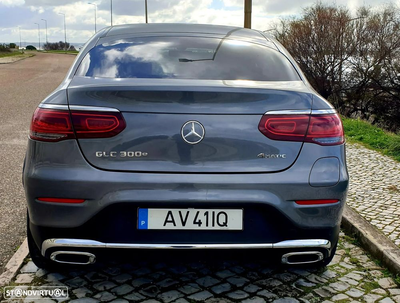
(257, 153, 287, 159)
(96, 151, 148, 158)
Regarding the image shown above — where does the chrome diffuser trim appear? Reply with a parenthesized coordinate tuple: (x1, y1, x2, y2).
(273, 239, 331, 249)
(39, 104, 69, 110)
(41, 239, 331, 256)
(50, 251, 96, 265)
(69, 105, 120, 112)
(281, 251, 324, 265)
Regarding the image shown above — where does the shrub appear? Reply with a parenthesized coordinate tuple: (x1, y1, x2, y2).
(0, 44, 11, 52)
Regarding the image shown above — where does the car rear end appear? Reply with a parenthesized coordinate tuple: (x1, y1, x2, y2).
(23, 24, 348, 268)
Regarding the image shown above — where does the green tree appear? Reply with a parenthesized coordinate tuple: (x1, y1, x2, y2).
(274, 3, 400, 132)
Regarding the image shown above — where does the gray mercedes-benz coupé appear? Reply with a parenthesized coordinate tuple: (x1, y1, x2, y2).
(23, 23, 348, 269)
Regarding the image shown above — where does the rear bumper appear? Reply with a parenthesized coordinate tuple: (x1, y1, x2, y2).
(24, 139, 348, 227)
(24, 138, 348, 255)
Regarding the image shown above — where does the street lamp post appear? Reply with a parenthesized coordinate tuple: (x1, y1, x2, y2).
(244, 0, 252, 29)
(145, 0, 148, 23)
(34, 22, 40, 50)
(41, 19, 48, 45)
(18, 27, 22, 50)
(58, 13, 67, 51)
(110, 0, 113, 26)
(88, 2, 97, 33)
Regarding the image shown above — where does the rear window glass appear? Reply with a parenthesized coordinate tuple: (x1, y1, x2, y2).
(76, 37, 300, 81)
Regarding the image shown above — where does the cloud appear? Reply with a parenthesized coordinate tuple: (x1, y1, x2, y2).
(0, 0, 398, 44)
(0, 0, 24, 6)
(29, 5, 44, 13)
(24, 0, 81, 6)
(257, 0, 315, 15)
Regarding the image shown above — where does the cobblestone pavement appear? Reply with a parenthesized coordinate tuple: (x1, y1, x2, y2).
(1, 233, 400, 302)
(346, 143, 400, 246)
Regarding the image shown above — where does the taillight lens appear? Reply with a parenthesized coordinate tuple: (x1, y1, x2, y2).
(30, 108, 126, 142)
(30, 108, 75, 142)
(258, 113, 344, 146)
(306, 114, 344, 145)
(258, 115, 310, 141)
(70, 111, 126, 138)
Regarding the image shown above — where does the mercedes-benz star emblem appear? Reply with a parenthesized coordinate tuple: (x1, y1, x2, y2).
(181, 121, 205, 145)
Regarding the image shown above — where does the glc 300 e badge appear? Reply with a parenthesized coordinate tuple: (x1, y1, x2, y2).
(181, 121, 205, 145)
(96, 151, 148, 158)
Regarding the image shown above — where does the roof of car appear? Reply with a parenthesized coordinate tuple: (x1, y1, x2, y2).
(103, 23, 269, 43)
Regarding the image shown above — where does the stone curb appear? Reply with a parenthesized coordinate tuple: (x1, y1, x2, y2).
(0, 239, 28, 287)
(342, 204, 400, 275)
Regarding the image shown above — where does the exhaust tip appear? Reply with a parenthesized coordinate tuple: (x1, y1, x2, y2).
(50, 251, 96, 265)
(281, 251, 323, 265)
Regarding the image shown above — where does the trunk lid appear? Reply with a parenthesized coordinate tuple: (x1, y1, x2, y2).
(67, 78, 312, 173)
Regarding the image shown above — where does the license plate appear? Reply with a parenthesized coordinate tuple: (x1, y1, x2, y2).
(138, 208, 243, 230)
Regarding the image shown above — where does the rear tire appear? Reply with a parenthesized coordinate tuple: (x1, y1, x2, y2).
(27, 215, 62, 272)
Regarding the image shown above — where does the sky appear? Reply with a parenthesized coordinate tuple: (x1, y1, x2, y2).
(0, 0, 398, 46)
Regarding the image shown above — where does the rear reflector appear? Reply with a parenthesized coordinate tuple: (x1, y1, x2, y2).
(37, 198, 86, 203)
(30, 108, 126, 142)
(258, 113, 344, 146)
(295, 200, 339, 205)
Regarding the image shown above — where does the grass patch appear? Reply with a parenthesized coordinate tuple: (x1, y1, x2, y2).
(343, 234, 360, 246)
(44, 50, 78, 55)
(381, 269, 400, 287)
(361, 281, 380, 292)
(0, 51, 26, 58)
(395, 275, 400, 286)
(349, 257, 361, 266)
(342, 117, 400, 162)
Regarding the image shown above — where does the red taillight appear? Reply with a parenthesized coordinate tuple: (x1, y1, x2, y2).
(37, 197, 86, 203)
(258, 113, 344, 146)
(295, 200, 339, 205)
(306, 115, 344, 145)
(71, 111, 126, 138)
(259, 115, 310, 141)
(30, 108, 75, 142)
(30, 108, 126, 142)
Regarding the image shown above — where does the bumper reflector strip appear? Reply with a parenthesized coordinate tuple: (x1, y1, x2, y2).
(37, 198, 85, 204)
(295, 200, 339, 205)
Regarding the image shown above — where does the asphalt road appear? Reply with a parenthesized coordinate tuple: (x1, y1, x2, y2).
(0, 52, 75, 274)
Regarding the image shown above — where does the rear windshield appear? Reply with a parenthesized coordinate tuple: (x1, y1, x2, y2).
(76, 37, 300, 81)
